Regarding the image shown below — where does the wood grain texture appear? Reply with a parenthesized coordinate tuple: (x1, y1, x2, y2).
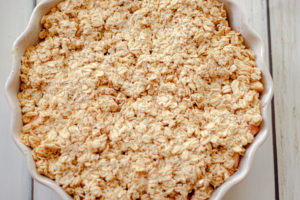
(0, 0, 35, 199)
(32, 0, 275, 199)
(269, 0, 300, 199)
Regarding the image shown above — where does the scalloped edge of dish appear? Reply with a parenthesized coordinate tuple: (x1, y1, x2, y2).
(5, 0, 273, 199)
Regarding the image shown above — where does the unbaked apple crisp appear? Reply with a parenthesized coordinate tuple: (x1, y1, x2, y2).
(18, 0, 264, 199)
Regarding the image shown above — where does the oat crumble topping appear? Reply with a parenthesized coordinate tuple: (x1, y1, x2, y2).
(18, 0, 264, 199)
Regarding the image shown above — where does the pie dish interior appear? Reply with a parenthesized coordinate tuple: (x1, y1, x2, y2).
(5, 0, 273, 199)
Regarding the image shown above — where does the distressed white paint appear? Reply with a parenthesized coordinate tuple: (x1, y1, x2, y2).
(0, 0, 34, 200)
(269, 0, 300, 199)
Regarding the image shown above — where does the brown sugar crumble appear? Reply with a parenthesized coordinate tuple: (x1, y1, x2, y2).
(18, 0, 263, 199)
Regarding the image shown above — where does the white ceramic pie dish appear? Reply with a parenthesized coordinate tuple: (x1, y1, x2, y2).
(5, 0, 273, 199)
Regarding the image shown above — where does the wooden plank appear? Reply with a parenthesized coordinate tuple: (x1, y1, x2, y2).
(0, 0, 35, 200)
(33, 0, 275, 199)
(269, 0, 300, 199)
(223, 0, 276, 199)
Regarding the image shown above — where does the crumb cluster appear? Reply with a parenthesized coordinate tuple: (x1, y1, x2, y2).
(19, 0, 263, 199)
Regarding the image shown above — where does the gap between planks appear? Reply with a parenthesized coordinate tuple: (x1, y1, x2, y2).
(266, 0, 280, 199)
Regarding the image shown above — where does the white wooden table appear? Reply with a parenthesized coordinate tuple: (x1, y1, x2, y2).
(0, 0, 298, 199)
